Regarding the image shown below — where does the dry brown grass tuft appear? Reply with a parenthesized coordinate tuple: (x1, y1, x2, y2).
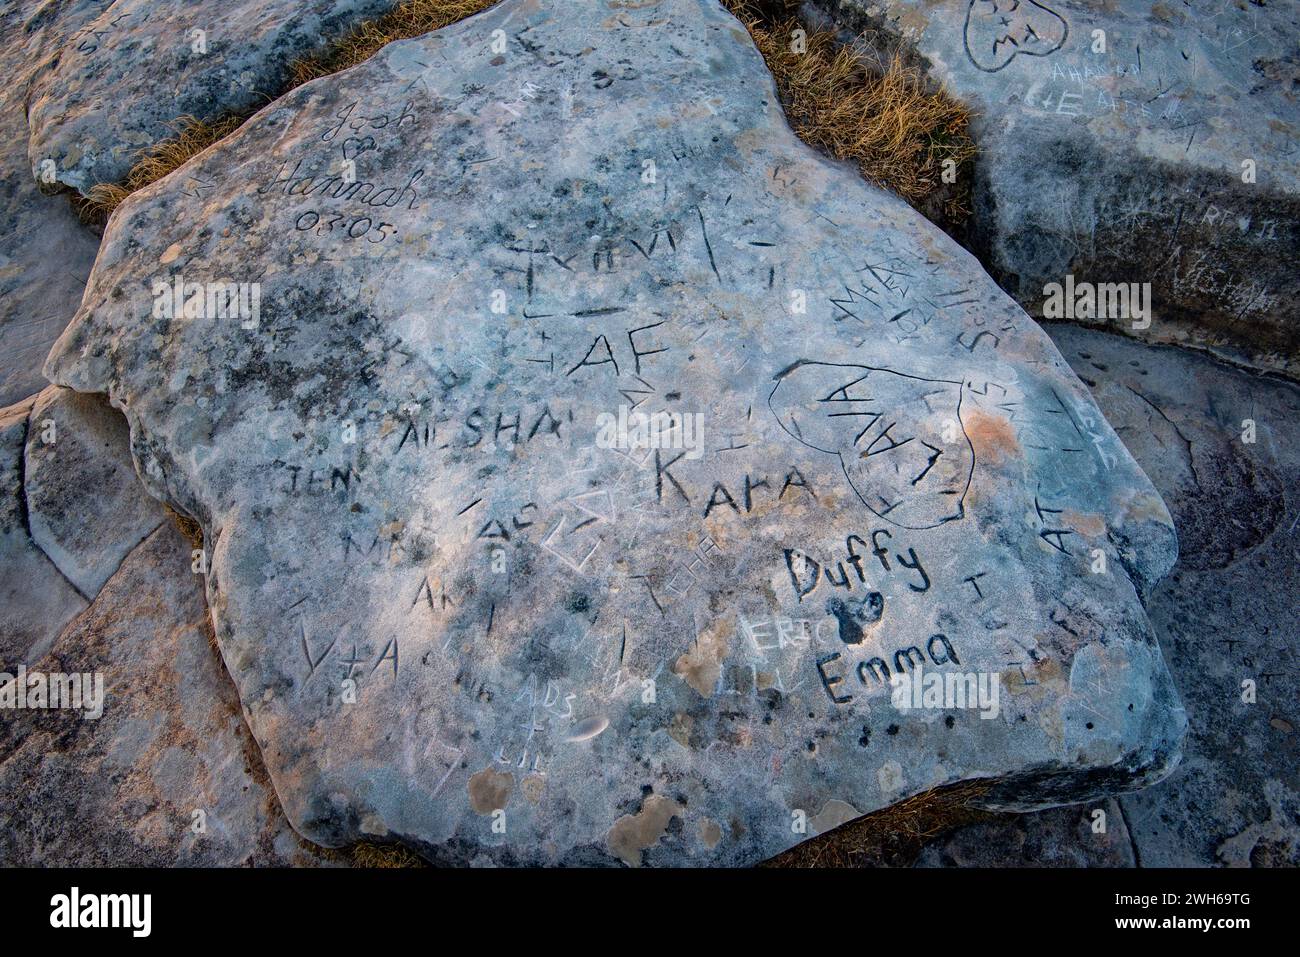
(289, 0, 499, 86)
(78, 114, 245, 221)
(764, 778, 994, 867)
(80, 0, 971, 228)
(723, 0, 977, 226)
(350, 841, 427, 868)
(165, 504, 205, 552)
(76, 1, 498, 221)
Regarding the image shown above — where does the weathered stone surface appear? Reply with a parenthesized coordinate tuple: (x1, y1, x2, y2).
(0, 396, 87, 665)
(914, 798, 1135, 866)
(26, 0, 403, 195)
(808, 0, 1300, 376)
(25, 386, 166, 597)
(1047, 324, 1300, 867)
(0, 523, 330, 866)
(46, 0, 1184, 866)
(0, 2, 101, 407)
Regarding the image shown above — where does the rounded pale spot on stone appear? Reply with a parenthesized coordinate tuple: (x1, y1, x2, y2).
(566, 715, 609, 742)
(668, 712, 693, 748)
(877, 761, 905, 797)
(698, 817, 722, 849)
(672, 618, 730, 696)
(521, 774, 545, 803)
(809, 799, 861, 835)
(159, 243, 183, 265)
(606, 794, 681, 867)
(467, 768, 513, 815)
(963, 407, 1019, 465)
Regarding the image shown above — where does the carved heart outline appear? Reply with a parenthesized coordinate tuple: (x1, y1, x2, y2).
(767, 360, 976, 531)
(962, 0, 1069, 73)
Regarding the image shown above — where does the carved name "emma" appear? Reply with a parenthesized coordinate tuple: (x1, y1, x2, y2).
(815, 633, 961, 706)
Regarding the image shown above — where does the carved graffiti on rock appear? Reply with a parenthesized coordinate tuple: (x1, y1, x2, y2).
(768, 361, 975, 530)
(963, 0, 1068, 72)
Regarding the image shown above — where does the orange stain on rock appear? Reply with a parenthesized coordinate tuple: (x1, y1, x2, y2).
(963, 408, 1019, 465)
(1063, 511, 1107, 537)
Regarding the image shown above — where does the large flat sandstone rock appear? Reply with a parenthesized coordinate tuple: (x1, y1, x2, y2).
(46, 0, 1185, 866)
(808, 0, 1300, 376)
(26, 0, 403, 196)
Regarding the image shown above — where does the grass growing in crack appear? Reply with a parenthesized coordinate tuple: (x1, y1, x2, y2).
(289, 0, 499, 86)
(763, 779, 995, 867)
(348, 842, 427, 868)
(723, 0, 977, 226)
(165, 504, 204, 552)
(79, 0, 972, 229)
(78, 114, 245, 221)
(76, 0, 499, 222)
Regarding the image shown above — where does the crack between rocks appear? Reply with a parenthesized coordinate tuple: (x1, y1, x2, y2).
(193, 550, 333, 864)
(14, 408, 92, 604)
(1115, 796, 1144, 869)
(12, 409, 36, 544)
(176, 532, 418, 867)
(1046, 318, 1300, 388)
(1123, 383, 1201, 490)
(85, 518, 170, 600)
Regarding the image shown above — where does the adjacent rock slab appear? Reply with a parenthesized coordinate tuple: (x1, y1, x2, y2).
(915, 798, 1135, 867)
(25, 386, 166, 596)
(0, 523, 329, 866)
(1, 385, 166, 665)
(0, 397, 86, 666)
(1048, 324, 1300, 867)
(0, 2, 102, 407)
(808, 0, 1300, 376)
(47, 0, 1185, 866)
(26, 0, 403, 195)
